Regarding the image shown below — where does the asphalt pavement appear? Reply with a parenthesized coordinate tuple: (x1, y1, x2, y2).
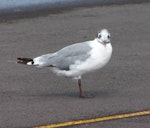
(0, 3, 150, 128)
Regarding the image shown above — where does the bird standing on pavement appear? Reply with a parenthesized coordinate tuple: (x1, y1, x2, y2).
(17, 29, 113, 98)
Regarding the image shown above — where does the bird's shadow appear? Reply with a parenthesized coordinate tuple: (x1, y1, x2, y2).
(34, 89, 118, 99)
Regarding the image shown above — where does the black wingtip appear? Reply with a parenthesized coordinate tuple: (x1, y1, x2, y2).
(17, 57, 33, 65)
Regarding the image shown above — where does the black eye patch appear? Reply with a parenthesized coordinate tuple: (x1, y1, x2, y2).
(98, 34, 101, 38)
(108, 35, 110, 38)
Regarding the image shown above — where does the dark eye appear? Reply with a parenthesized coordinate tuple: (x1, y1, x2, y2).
(98, 34, 101, 38)
(108, 35, 110, 38)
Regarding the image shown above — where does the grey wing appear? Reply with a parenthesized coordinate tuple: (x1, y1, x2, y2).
(44, 41, 92, 70)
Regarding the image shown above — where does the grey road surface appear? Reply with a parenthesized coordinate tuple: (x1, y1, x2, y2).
(0, 3, 150, 128)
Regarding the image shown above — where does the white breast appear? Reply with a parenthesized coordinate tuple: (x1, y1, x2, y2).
(89, 39, 112, 69)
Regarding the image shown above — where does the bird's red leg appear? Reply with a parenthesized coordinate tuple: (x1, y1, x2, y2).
(78, 79, 94, 98)
(78, 79, 85, 98)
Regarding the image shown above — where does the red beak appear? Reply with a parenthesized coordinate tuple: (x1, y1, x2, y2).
(103, 42, 107, 47)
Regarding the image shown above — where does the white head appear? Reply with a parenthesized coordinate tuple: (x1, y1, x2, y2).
(97, 29, 111, 46)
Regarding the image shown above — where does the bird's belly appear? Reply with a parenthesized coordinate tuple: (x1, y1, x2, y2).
(69, 51, 111, 77)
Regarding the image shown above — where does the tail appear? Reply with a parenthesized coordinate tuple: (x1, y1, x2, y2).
(17, 57, 34, 65)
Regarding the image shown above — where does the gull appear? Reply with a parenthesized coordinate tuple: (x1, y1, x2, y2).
(17, 29, 113, 98)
